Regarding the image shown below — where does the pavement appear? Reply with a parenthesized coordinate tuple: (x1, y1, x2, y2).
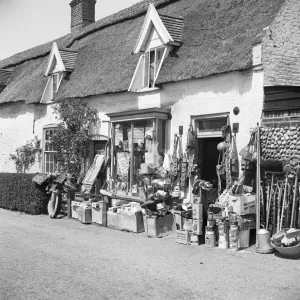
(0, 208, 300, 300)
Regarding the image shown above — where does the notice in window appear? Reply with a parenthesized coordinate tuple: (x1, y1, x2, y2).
(115, 129, 124, 146)
(127, 128, 145, 143)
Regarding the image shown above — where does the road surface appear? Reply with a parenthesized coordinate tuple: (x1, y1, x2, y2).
(0, 209, 299, 300)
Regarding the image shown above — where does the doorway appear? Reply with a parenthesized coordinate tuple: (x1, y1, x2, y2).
(197, 137, 223, 182)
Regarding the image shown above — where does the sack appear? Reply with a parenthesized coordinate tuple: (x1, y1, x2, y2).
(240, 132, 257, 162)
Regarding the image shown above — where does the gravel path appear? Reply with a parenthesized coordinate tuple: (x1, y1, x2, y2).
(0, 208, 300, 300)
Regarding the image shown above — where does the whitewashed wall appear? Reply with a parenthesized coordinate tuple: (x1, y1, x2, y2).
(87, 69, 264, 156)
(0, 102, 56, 173)
(0, 69, 263, 173)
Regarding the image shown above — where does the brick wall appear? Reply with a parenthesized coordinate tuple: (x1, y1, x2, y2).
(70, 0, 96, 33)
(262, 0, 300, 86)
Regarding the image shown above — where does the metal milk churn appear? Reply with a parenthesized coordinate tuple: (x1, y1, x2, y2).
(256, 228, 274, 254)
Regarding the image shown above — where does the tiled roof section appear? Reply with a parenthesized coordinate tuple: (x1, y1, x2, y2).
(59, 50, 78, 72)
(0, 69, 13, 86)
(160, 14, 183, 42)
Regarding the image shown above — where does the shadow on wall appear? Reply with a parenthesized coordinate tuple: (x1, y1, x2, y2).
(33, 104, 47, 121)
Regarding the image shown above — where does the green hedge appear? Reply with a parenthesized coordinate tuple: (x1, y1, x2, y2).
(0, 173, 49, 215)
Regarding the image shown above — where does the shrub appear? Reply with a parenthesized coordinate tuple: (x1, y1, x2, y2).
(0, 173, 49, 215)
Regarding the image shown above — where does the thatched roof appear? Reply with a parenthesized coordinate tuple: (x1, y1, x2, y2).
(0, 0, 286, 104)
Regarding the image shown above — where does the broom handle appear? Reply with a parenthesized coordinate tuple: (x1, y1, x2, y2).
(277, 183, 282, 233)
(291, 174, 298, 228)
(280, 176, 288, 231)
(266, 173, 274, 230)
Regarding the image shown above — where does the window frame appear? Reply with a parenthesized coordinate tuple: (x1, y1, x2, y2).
(52, 72, 62, 94)
(107, 108, 171, 197)
(43, 125, 58, 173)
(143, 46, 166, 89)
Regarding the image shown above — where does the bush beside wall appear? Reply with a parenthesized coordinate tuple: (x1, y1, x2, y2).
(0, 173, 49, 215)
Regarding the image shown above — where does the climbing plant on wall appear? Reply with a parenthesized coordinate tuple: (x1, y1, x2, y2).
(9, 136, 41, 173)
(51, 98, 99, 177)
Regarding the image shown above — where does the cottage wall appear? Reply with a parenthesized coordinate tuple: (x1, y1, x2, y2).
(0, 69, 263, 173)
(0, 102, 56, 173)
(88, 69, 264, 158)
(263, 0, 300, 86)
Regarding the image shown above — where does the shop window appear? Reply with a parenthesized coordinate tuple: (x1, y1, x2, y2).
(107, 108, 170, 198)
(43, 127, 57, 173)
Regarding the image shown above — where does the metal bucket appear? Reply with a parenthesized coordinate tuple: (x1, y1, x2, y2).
(271, 230, 300, 258)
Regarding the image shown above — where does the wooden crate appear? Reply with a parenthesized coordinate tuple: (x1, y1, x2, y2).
(176, 230, 191, 245)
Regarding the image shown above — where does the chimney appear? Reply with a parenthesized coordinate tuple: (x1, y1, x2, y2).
(70, 0, 96, 33)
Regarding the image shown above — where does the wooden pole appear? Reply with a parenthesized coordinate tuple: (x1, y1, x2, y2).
(256, 123, 261, 247)
(130, 121, 134, 193)
(291, 173, 298, 228)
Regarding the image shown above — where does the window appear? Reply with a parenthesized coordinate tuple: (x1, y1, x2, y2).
(43, 127, 57, 173)
(144, 47, 165, 88)
(107, 108, 171, 199)
(53, 73, 60, 93)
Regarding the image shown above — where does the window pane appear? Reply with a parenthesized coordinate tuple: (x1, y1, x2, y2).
(150, 51, 155, 87)
(144, 52, 150, 88)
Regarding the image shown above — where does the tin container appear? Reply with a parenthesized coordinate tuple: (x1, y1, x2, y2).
(207, 219, 215, 227)
(205, 226, 216, 248)
(229, 222, 239, 250)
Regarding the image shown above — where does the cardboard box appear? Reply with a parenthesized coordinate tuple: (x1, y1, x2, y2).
(78, 205, 92, 224)
(176, 230, 191, 245)
(107, 211, 122, 230)
(92, 201, 104, 225)
(228, 195, 256, 215)
(143, 214, 175, 238)
(71, 201, 80, 219)
(120, 210, 144, 233)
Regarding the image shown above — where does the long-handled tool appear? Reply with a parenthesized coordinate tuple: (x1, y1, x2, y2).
(280, 175, 289, 231)
(276, 180, 283, 233)
(286, 174, 294, 227)
(291, 169, 299, 228)
(266, 173, 275, 230)
(271, 182, 279, 235)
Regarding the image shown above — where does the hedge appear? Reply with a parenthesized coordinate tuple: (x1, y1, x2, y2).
(0, 173, 49, 215)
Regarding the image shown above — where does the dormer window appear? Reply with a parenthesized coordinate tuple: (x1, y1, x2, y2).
(128, 4, 183, 92)
(41, 42, 78, 103)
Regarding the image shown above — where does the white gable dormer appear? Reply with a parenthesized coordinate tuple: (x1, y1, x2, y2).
(41, 42, 78, 103)
(129, 4, 183, 92)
